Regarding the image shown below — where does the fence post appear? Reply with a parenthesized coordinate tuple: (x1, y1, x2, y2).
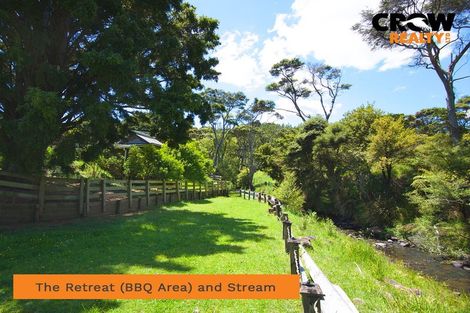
(204, 182, 208, 198)
(211, 181, 214, 197)
(128, 180, 133, 210)
(300, 282, 324, 313)
(84, 178, 90, 216)
(185, 180, 188, 200)
(79, 177, 84, 216)
(35, 176, 46, 222)
(198, 182, 202, 200)
(287, 238, 301, 274)
(192, 181, 196, 200)
(145, 180, 150, 209)
(176, 180, 180, 201)
(101, 179, 106, 213)
(163, 180, 167, 203)
(283, 220, 293, 240)
(248, 190, 251, 200)
(275, 204, 282, 219)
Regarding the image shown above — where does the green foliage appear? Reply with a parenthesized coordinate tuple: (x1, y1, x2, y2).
(286, 116, 328, 210)
(342, 104, 383, 150)
(124, 145, 184, 180)
(0, 1, 220, 173)
(366, 116, 419, 186)
(273, 171, 304, 214)
(408, 171, 469, 221)
(252, 171, 276, 194)
(71, 160, 112, 179)
(176, 142, 213, 182)
(266, 58, 311, 122)
(236, 167, 251, 189)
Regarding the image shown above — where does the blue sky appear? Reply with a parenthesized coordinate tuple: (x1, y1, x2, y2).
(190, 0, 470, 125)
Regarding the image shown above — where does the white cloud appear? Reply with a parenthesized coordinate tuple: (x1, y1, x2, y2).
(259, 0, 415, 71)
(213, 0, 419, 90)
(213, 31, 266, 89)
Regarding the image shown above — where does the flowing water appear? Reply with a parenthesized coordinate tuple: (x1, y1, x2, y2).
(381, 242, 470, 293)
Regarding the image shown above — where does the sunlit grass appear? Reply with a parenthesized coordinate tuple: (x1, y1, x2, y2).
(290, 212, 470, 313)
(0, 196, 299, 313)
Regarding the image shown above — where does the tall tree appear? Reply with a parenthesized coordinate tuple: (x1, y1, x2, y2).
(367, 116, 419, 188)
(202, 88, 247, 173)
(353, 0, 470, 143)
(236, 99, 279, 189)
(0, 1, 219, 173)
(308, 63, 351, 122)
(266, 58, 311, 122)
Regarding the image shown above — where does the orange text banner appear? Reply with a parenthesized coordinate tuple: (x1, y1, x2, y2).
(13, 274, 299, 299)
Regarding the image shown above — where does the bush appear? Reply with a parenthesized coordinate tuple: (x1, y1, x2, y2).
(124, 145, 184, 180)
(396, 218, 470, 258)
(252, 171, 276, 193)
(176, 142, 213, 182)
(273, 171, 304, 214)
(236, 168, 251, 189)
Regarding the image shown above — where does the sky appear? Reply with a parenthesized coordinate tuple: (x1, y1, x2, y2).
(189, 0, 470, 125)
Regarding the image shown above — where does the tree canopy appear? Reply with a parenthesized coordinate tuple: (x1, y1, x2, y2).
(0, 0, 219, 173)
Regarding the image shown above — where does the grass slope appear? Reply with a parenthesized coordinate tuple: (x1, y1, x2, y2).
(0, 197, 300, 313)
(289, 213, 470, 313)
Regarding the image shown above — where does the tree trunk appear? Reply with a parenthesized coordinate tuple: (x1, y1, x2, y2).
(444, 82, 460, 144)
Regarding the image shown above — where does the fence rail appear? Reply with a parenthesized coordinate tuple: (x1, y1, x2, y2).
(0, 171, 228, 225)
(240, 189, 358, 313)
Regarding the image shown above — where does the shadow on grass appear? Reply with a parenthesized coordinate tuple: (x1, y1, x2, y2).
(0, 202, 268, 313)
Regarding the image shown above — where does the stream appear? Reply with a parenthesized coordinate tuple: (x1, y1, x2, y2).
(380, 241, 470, 293)
(341, 229, 470, 293)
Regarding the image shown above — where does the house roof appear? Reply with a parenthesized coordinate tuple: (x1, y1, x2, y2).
(115, 130, 163, 148)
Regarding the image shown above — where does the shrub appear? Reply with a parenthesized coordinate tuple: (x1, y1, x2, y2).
(124, 145, 184, 180)
(273, 171, 304, 214)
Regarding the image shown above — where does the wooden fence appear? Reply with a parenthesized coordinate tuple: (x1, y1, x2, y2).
(240, 189, 358, 313)
(0, 171, 228, 225)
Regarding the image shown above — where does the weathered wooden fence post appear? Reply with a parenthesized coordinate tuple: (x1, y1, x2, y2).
(79, 177, 84, 216)
(284, 221, 293, 253)
(146, 180, 150, 209)
(300, 282, 324, 313)
(287, 238, 301, 274)
(36, 176, 46, 222)
(282, 220, 292, 240)
(248, 190, 251, 200)
(176, 180, 180, 201)
(275, 204, 282, 219)
(162, 180, 166, 203)
(185, 180, 188, 200)
(128, 180, 133, 210)
(84, 178, 90, 216)
(101, 179, 106, 213)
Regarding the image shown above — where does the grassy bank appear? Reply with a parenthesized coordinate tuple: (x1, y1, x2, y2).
(288, 212, 470, 313)
(0, 197, 299, 313)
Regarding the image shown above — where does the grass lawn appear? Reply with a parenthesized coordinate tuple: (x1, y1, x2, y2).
(0, 196, 300, 313)
(289, 213, 470, 313)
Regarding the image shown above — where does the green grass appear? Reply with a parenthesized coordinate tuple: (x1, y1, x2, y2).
(0, 196, 300, 313)
(253, 171, 276, 194)
(289, 213, 470, 313)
